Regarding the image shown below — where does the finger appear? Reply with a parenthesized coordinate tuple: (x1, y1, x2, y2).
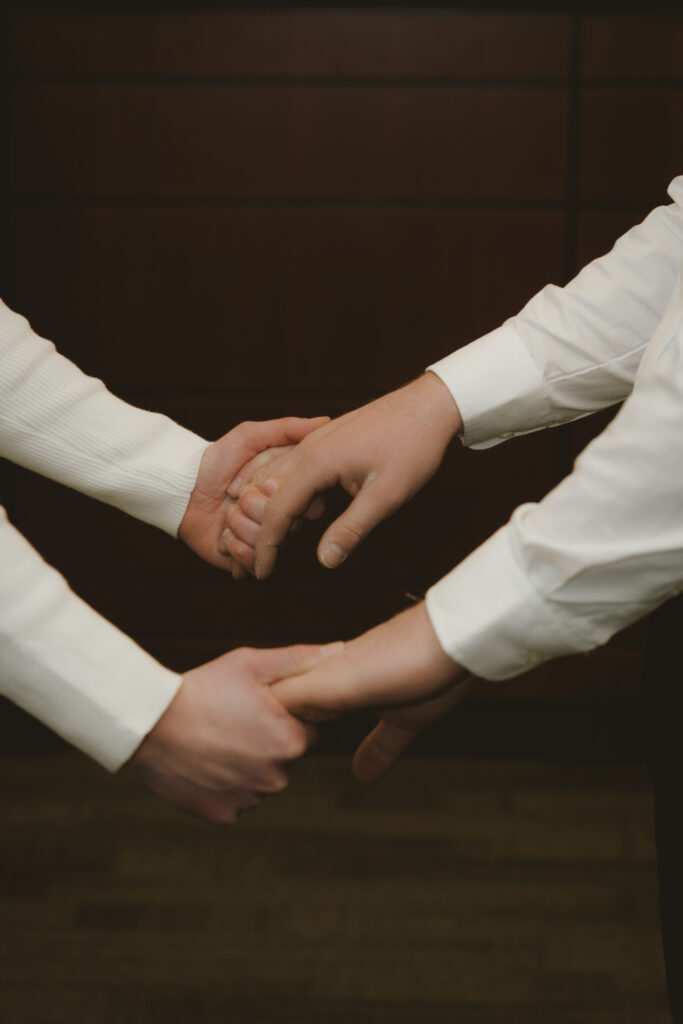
(352, 721, 416, 784)
(221, 529, 256, 573)
(271, 658, 355, 723)
(227, 417, 329, 496)
(300, 721, 320, 749)
(249, 640, 345, 688)
(238, 486, 268, 525)
(317, 481, 393, 570)
(225, 506, 261, 547)
(303, 495, 326, 522)
(229, 444, 291, 496)
(231, 561, 248, 582)
(255, 468, 337, 579)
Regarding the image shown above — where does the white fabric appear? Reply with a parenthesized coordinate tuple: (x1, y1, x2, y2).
(0, 298, 210, 768)
(426, 175, 683, 679)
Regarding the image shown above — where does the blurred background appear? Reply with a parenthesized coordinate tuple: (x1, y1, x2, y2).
(1, 4, 682, 1022)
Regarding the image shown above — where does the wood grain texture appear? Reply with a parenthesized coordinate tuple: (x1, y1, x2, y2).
(579, 90, 683, 202)
(10, 12, 571, 80)
(581, 15, 683, 81)
(9, 207, 566, 392)
(0, 753, 669, 1023)
(11, 84, 569, 202)
(6, 6, 683, 731)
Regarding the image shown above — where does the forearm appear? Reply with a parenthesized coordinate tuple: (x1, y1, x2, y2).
(0, 299, 209, 535)
(427, 321, 683, 678)
(0, 506, 182, 769)
(431, 176, 683, 449)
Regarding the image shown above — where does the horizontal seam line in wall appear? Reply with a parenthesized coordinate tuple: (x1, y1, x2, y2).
(8, 74, 572, 88)
(10, 76, 683, 90)
(8, 198, 571, 211)
(8, 198, 657, 211)
(580, 78, 683, 88)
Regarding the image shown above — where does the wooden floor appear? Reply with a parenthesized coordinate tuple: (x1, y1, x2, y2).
(0, 752, 670, 1024)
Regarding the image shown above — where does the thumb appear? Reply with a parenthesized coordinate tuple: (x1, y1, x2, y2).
(227, 416, 330, 489)
(250, 416, 330, 450)
(318, 484, 390, 570)
(270, 648, 353, 723)
(257, 640, 345, 687)
(352, 721, 416, 784)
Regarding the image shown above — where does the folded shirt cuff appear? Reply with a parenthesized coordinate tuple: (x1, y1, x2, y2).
(425, 524, 597, 680)
(427, 324, 551, 450)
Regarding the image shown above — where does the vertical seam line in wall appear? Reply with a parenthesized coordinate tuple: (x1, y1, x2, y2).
(557, 10, 583, 483)
(0, 8, 16, 518)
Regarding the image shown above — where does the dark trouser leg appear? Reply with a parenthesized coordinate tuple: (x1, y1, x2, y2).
(645, 594, 683, 1023)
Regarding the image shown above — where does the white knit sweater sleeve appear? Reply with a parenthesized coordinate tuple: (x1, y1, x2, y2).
(0, 298, 209, 533)
(0, 299, 210, 768)
(0, 506, 182, 770)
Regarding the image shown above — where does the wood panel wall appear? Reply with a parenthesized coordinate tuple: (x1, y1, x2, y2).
(2, 10, 683, 740)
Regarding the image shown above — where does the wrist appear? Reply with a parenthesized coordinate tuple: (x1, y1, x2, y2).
(419, 371, 463, 441)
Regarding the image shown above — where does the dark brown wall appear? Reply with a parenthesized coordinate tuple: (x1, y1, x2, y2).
(3, 10, 683, 736)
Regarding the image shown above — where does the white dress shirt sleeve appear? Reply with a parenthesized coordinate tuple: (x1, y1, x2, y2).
(425, 177, 683, 680)
(429, 176, 683, 449)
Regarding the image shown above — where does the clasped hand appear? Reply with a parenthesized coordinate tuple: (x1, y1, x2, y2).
(134, 379, 466, 823)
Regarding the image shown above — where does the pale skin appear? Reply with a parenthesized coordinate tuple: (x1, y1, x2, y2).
(177, 415, 329, 579)
(223, 372, 463, 579)
(129, 414, 332, 821)
(130, 642, 342, 824)
(271, 603, 472, 783)
(220, 379, 470, 779)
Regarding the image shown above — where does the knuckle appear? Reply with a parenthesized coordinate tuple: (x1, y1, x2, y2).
(263, 770, 289, 794)
(204, 803, 237, 827)
(283, 722, 308, 760)
(339, 520, 366, 545)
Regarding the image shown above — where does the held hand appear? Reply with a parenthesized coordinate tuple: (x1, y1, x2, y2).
(225, 374, 462, 579)
(178, 417, 328, 579)
(129, 642, 341, 824)
(352, 680, 472, 783)
(271, 603, 466, 776)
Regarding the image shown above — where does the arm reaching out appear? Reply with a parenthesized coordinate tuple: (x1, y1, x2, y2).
(226, 373, 463, 579)
(0, 502, 337, 821)
(130, 642, 340, 823)
(225, 178, 683, 579)
(0, 296, 327, 579)
(271, 603, 470, 781)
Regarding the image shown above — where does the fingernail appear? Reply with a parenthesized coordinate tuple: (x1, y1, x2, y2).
(227, 476, 243, 498)
(320, 542, 347, 568)
(262, 479, 279, 497)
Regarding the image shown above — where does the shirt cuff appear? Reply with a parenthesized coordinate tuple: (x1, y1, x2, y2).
(425, 524, 597, 680)
(427, 324, 551, 450)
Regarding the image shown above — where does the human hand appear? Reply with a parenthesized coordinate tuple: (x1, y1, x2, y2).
(271, 603, 468, 778)
(129, 641, 342, 824)
(352, 679, 473, 783)
(178, 417, 328, 579)
(223, 373, 462, 579)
